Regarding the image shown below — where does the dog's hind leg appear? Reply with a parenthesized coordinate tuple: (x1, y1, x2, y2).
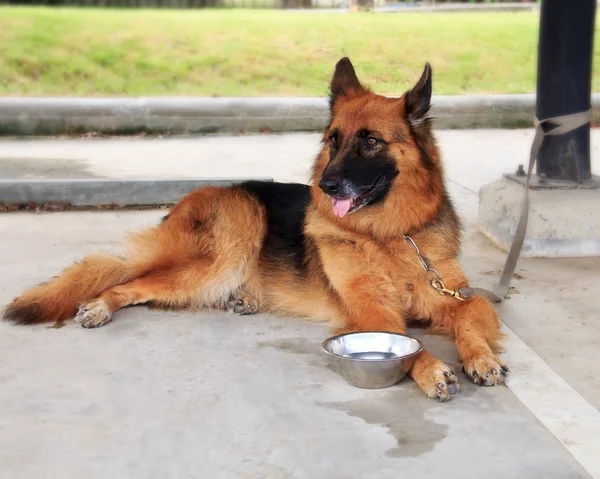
(76, 186, 267, 328)
(76, 240, 264, 328)
(226, 288, 259, 315)
(75, 258, 214, 328)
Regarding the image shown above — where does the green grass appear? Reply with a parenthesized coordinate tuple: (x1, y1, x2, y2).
(0, 7, 596, 97)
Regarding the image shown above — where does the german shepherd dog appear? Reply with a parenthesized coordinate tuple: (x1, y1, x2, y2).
(4, 58, 507, 401)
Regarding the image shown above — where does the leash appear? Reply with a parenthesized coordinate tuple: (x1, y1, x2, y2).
(405, 108, 593, 303)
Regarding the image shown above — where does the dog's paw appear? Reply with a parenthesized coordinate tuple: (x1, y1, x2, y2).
(227, 292, 259, 315)
(75, 300, 112, 329)
(413, 359, 459, 402)
(462, 352, 508, 386)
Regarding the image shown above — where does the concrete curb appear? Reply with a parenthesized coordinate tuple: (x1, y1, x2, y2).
(0, 97, 327, 136)
(0, 178, 273, 209)
(375, 2, 539, 13)
(3, 94, 599, 136)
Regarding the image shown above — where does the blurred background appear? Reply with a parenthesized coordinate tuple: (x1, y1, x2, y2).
(1, 0, 580, 99)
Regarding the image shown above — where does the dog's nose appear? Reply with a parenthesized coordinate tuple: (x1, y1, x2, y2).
(319, 176, 342, 195)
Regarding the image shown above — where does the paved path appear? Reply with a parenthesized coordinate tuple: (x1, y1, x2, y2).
(0, 130, 599, 478)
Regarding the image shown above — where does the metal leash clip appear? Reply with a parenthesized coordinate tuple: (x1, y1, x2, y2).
(430, 278, 467, 301)
(403, 234, 467, 302)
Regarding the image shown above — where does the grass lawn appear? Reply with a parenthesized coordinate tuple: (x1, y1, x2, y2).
(0, 7, 597, 97)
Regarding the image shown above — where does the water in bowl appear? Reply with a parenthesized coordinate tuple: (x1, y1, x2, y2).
(346, 351, 398, 360)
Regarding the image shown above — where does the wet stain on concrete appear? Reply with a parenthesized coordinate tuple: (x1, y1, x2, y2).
(257, 337, 321, 357)
(258, 330, 505, 459)
(317, 390, 449, 458)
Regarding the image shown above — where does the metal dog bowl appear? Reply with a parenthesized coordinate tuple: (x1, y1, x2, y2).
(322, 332, 423, 389)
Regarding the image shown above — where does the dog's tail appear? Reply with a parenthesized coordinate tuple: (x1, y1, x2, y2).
(3, 254, 136, 324)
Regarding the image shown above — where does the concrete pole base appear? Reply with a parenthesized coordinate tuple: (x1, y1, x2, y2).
(479, 177, 600, 258)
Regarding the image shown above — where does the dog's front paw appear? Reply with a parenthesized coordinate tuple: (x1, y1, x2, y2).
(75, 300, 112, 328)
(462, 352, 508, 386)
(412, 358, 459, 402)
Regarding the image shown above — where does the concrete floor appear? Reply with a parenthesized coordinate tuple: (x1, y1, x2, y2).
(1, 131, 599, 478)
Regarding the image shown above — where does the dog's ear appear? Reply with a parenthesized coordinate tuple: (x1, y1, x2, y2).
(403, 63, 433, 131)
(330, 57, 364, 106)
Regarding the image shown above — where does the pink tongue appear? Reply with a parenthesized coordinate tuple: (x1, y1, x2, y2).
(332, 199, 353, 218)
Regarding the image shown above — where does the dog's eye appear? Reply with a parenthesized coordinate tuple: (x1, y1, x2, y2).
(366, 137, 378, 146)
(329, 135, 338, 147)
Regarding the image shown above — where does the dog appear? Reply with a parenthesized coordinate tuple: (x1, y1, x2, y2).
(3, 58, 507, 401)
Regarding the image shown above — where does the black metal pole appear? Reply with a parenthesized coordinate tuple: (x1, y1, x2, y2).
(536, 0, 596, 183)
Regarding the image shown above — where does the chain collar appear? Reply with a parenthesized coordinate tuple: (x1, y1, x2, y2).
(402, 234, 466, 301)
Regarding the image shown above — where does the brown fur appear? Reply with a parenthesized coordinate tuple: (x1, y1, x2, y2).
(3, 59, 506, 401)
